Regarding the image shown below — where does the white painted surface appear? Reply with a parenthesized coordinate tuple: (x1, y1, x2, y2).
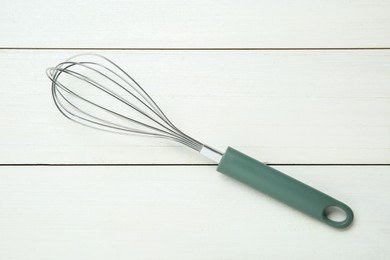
(0, 166, 389, 260)
(0, 0, 390, 48)
(0, 50, 389, 164)
(1, 0, 389, 259)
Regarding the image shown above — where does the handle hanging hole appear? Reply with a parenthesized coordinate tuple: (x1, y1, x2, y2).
(324, 206, 347, 222)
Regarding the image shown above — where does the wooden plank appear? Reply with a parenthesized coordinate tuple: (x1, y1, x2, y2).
(0, 50, 389, 164)
(0, 0, 390, 48)
(0, 166, 389, 259)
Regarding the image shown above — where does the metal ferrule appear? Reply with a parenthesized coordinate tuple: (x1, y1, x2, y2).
(199, 145, 224, 163)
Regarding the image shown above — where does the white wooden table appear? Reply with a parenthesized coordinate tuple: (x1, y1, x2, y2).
(1, 1, 389, 259)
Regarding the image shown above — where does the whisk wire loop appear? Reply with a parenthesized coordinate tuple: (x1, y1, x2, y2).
(47, 54, 203, 151)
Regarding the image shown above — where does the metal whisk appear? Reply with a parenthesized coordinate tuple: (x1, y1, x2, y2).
(47, 54, 353, 229)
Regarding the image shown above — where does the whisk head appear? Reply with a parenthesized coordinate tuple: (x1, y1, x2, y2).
(46, 53, 203, 151)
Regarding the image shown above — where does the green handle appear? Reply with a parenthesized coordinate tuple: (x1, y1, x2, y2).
(217, 147, 353, 229)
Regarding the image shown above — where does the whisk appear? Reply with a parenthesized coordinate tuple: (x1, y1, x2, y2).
(47, 53, 353, 229)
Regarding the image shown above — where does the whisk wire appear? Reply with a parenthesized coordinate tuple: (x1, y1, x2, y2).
(47, 54, 203, 152)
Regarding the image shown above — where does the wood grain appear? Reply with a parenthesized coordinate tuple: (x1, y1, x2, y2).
(0, 50, 389, 164)
(1, 0, 390, 48)
(0, 166, 389, 260)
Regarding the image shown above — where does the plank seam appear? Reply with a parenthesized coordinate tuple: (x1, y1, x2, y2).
(1, 164, 389, 167)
